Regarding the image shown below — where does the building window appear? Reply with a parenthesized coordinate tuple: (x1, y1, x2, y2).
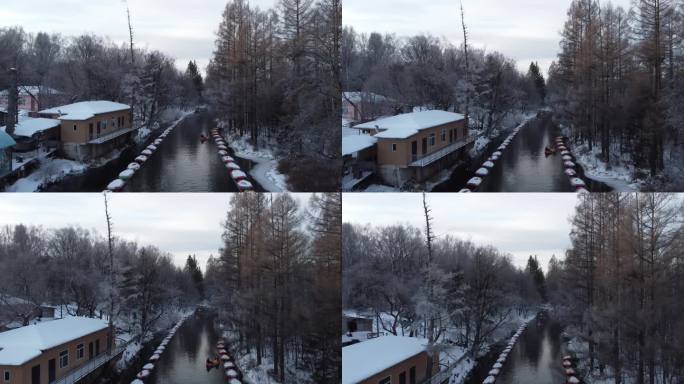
(429, 133, 436, 146)
(391, 143, 397, 152)
(449, 129, 454, 143)
(441, 128, 446, 142)
(399, 371, 406, 384)
(102, 120, 107, 130)
(3, 371, 9, 382)
(410, 366, 416, 384)
(59, 350, 69, 368)
(378, 377, 391, 384)
(77, 343, 84, 359)
(73, 124, 77, 131)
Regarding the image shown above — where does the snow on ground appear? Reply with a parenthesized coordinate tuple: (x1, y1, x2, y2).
(4, 158, 87, 192)
(342, 118, 357, 137)
(135, 108, 193, 144)
(225, 132, 288, 192)
(571, 143, 641, 192)
(222, 329, 312, 384)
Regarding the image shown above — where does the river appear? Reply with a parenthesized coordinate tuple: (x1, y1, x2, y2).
(45, 112, 261, 192)
(117, 311, 226, 384)
(433, 113, 610, 192)
(465, 314, 567, 384)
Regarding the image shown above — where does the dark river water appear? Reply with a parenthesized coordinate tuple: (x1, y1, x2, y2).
(117, 311, 226, 384)
(45, 112, 261, 192)
(466, 315, 567, 384)
(433, 113, 610, 192)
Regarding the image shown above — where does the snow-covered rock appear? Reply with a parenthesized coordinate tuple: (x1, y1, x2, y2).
(107, 179, 125, 191)
(143, 363, 154, 370)
(570, 178, 586, 188)
(119, 169, 135, 180)
(149, 354, 160, 361)
(567, 376, 580, 384)
(565, 169, 577, 177)
(136, 370, 149, 379)
(237, 180, 253, 190)
(135, 155, 148, 163)
(493, 151, 503, 157)
(488, 368, 500, 376)
(467, 177, 483, 188)
(483, 375, 496, 384)
(147, 145, 157, 151)
(226, 162, 241, 170)
(562, 155, 572, 161)
(564, 161, 575, 168)
(141, 149, 153, 156)
(225, 368, 239, 378)
(231, 170, 247, 180)
(459, 188, 472, 193)
(222, 156, 234, 163)
(476, 168, 489, 177)
(127, 162, 141, 171)
(483, 161, 495, 168)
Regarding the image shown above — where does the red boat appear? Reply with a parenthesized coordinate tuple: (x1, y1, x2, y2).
(544, 147, 556, 156)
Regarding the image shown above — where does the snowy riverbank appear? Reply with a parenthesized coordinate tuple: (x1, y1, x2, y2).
(223, 132, 288, 192)
(561, 132, 642, 192)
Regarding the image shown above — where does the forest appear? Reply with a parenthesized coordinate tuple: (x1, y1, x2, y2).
(0, 209, 202, 345)
(0, 24, 203, 128)
(204, 192, 341, 383)
(547, 0, 684, 189)
(206, 0, 342, 192)
(551, 193, 684, 383)
(341, 26, 547, 135)
(342, 195, 545, 359)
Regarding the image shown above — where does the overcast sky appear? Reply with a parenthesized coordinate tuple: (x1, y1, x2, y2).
(3, 0, 277, 74)
(343, 193, 579, 271)
(344, 0, 633, 75)
(0, 193, 310, 270)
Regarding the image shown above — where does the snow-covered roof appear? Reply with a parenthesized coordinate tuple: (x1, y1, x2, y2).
(342, 336, 429, 384)
(0, 129, 16, 149)
(0, 86, 61, 97)
(0, 317, 108, 365)
(342, 135, 378, 156)
(40, 101, 130, 121)
(0, 117, 60, 138)
(342, 92, 391, 103)
(356, 110, 465, 139)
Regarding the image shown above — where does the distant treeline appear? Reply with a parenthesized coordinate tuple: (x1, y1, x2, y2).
(0, 26, 203, 126)
(342, 27, 547, 134)
(0, 223, 201, 342)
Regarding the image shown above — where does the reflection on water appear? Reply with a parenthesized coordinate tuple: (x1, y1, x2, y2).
(433, 114, 610, 192)
(466, 315, 566, 384)
(478, 116, 574, 192)
(124, 113, 238, 192)
(119, 312, 226, 384)
(45, 112, 261, 192)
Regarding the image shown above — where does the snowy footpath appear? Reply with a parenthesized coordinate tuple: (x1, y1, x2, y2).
(223, 132, 288, 192)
